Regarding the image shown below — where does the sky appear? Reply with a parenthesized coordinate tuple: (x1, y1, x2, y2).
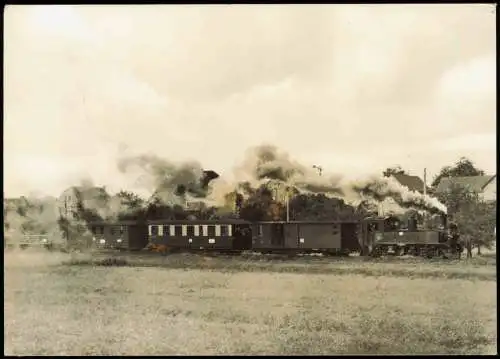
(4, 4, 497, 198)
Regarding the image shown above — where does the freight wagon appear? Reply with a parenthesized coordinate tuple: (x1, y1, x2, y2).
(249, 221, 362, 255)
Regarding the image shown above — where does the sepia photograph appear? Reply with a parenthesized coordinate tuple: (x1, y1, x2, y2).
(4, 3, 497, 355)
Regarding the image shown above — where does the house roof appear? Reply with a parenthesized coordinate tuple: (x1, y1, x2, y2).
(391, 173, 427, 193)
(435, 175, 496, 193)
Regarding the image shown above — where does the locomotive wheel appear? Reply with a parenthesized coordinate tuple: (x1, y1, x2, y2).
(371, 246, 382, 258)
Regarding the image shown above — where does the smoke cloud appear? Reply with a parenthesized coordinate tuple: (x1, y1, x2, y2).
(117, 153, 208, 204)
(113, 144, 447, 215)
(223, 144, 447, 214)
(5, 143, 447, 243)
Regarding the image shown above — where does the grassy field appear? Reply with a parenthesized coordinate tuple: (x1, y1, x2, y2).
(4, 250, 497, 355)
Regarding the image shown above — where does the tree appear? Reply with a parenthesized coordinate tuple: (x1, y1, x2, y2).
(116, 190, 144, 208)
(289, 194, 359, 221)
(383, 166, 408, 178)
(437, 183, 496, 255)
(431, 157, 485, 188)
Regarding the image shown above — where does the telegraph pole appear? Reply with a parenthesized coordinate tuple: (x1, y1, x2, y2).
(59, 197, 70, 247)
(285, 187, 290, 222)
(423, 168, 427, 197)
(275, 182, 290, 222)
(65, 197, 70, 244)
(423, 168, 428, 228)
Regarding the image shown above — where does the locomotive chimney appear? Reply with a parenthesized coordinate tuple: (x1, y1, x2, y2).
(408, 215, 418, 231)
(378, 203, 384, 217)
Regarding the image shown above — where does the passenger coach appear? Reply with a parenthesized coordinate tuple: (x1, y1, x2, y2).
(89, 221, 149, 251)
(147, 219, 253, 253)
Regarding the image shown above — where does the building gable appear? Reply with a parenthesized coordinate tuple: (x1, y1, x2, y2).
(480, 176, 497, 202)
(391, 173, 427, 193)
(436, 175, 496, 194)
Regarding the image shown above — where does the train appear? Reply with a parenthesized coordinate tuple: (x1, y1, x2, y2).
(84, 212, 455, 258)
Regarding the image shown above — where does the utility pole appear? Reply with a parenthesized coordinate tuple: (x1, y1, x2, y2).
(285, 187, 290, 222)
(423, 168, 427, 228)
(59, 196, 70, 246)
(313, 165, 323, 176)
(275, 182, 290, 222)
(423, 168, 427, 197)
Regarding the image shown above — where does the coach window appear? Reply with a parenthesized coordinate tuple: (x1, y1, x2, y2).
(208, 225, 216, 237)
(170, 225, 176, 236)
(187, 225, 195, 237)
(227, 225, 232, 236)
(150, 225, 158, 236)
(158, 225, 163, 236)
(181, 225, 188, 236)
(120, 226, 125, 235)
(220, 225, 228, 236)
(163, 225, 169, 236)
(194, 225, 200, 236)
(258, 225, 263, 237)
(215, 225, 222, 236)
(202, 225, 208, 236)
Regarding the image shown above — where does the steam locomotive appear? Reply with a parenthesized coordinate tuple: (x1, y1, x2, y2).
(86, 213, 454, 258)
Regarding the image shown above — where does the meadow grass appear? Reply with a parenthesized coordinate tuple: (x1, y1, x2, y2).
(4, 250, 497, 355)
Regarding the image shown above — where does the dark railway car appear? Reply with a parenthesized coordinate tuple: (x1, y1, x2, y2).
(250, 221, 363, 255)
(147, 219, 253, 253)
(89, 221, 149, 251)
(368, 214, 450, 257)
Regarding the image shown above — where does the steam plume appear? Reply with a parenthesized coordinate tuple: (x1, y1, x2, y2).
(229, 144, 447, 214)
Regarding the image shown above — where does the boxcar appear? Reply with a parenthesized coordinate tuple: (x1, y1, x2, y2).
(89, 221, 149, 251)
(147, 219, 253, 252)
(250, 221, 363, 255)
